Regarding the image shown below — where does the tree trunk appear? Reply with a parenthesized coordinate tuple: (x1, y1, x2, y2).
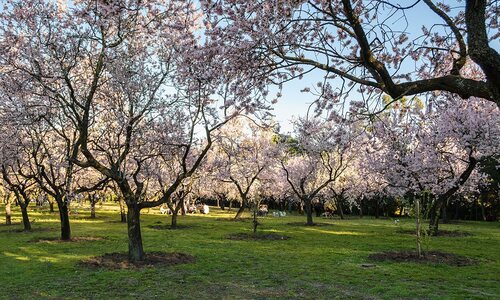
(480, 196, 486, 221)
(252, 209, 258, 234)
(415, 196, 422, 258)
(171, 211, 178, 228)
(20, 205, 31, 231)
(57, 201, 71, 240)
(220, 196, 225, 210)
(49, 201, 54, 213)
(90, 200, 96, 219)
(127, 204, 145, 262)
(304, 198, 314, 226)
(181, 200, 187, 216)
(5, 202, 11, 225)
(359, 198, 364, 218)
(454, 203, 460, 220)
(428, 199, 442, 236)
(375, 198, 380, 219)
(441, 202, 448, 224)
(234, 199, 246, 219)
(119, 199, 127, 223)
(336, 198, 344, 220)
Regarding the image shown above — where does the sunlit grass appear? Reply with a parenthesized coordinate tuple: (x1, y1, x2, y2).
(0, 203, 498, 299)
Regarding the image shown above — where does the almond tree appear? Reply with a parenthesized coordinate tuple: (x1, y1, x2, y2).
(1, 0, 269, 261)
(210, 118, 279, 220)
(280, 118, 357, 225)
(0, 84, 38, 231)
(366, 95, 499, 235)
(202, 0, 499, 108)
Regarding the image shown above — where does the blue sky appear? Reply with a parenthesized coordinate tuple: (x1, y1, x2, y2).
(270, 0, 499, 133)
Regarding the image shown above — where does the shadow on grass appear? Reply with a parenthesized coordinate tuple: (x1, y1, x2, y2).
(0, 226, 54, 233)
(397, 229, 473, 237)
(286, 222, 334, 227)
(30, 236, 106, 244)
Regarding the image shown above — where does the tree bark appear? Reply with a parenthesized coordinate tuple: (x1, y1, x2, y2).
(49, 201, 54, 213)
(252, 209, 258, 234)
(234, 199, 246, 219)
(359, 198, 364, 218)
(336, 198, 344, 220)
(415, 195, 422, 258)
(127, 204, 145, 262)
(428, 200, 440, 236)
(57, 201, 71, 240)
(441, 201, 449, 224)
(20, 205, 31, 231)
(171, 211, 178, 228)
(304, 198, 314, 226)
(119, 199, 127, 223)
(5, 202, 11, 225)
(479, 198, 486, 221)
(465, 0, 500, 104)
(90, 200, 96, 219)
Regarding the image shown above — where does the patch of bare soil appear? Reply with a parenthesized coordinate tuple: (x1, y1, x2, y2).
(397, 229, 472, 237)
(79, 252, 196, 269)
(148, 224, 192, 230)
(286, 222, 333, 227)
(30, 236, 105, 243)
(227, 232, 290, 241)
(368, 250, 478, 266)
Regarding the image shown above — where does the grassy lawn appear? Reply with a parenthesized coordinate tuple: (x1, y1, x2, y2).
(0, 204, 498, 299)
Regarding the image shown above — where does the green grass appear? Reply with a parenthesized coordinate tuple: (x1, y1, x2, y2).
(0, 203, 498, 299)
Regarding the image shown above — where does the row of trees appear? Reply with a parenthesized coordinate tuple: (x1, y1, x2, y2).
(2, 93, 498, 251)
(0, 0, 498, 262)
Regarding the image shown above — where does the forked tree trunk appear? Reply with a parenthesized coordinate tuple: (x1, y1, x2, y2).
(234, 199, 247, 219)
(127, 204, 145, 262)
(304, 198, 314, 226)
(57, 200, 71, 240)
(428, 199, 442, 236)
(20, 204, 31, 231)
(5, 202, 11, 225)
